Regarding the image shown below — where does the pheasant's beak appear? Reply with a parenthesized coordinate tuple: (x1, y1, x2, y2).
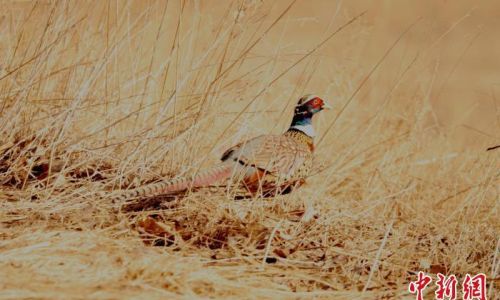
(322, 102, 332, 110)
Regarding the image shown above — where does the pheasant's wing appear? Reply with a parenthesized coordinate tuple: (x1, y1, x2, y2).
(221, 135, 310, 178)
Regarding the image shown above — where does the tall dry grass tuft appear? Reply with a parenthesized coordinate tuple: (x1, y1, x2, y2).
(0, 1, 498, 299)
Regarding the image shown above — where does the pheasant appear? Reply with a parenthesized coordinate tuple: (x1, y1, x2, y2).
(110, 94, 330, 202)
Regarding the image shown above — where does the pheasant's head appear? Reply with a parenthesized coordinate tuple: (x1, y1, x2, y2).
(296, 94, 331, 115)
(289, 94, 331, 137)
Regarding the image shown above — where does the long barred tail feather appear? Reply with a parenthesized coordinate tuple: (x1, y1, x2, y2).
(106, 162, 235, 202)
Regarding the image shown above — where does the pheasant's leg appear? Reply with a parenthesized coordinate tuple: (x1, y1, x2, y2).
(261, 179, 306, 198)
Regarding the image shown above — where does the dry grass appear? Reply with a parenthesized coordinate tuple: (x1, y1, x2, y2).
(0, 1, 499, 299)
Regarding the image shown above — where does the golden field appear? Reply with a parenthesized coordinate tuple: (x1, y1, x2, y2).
(0, 1, 498, 299)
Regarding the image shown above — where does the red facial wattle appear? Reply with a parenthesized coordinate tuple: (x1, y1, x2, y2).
(306, 97, 325, 112)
